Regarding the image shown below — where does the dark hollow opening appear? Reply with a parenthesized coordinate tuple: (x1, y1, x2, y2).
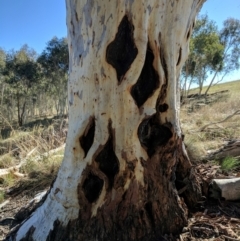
(79, 118, 95, 158)
(138, 117, 173, 156)
(158, 103, 169, 113)
(144, 202, 155, 227)
(177, 47, 182, 66)
(82, 173, 104, 203)
(187, 28, 191, 40)
(95, 135, 119, 189)
(131, 45, 159, 107)
(106, 15, 138, 83)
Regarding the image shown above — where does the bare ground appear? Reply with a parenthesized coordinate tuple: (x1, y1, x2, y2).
(0, 163, 239, 241)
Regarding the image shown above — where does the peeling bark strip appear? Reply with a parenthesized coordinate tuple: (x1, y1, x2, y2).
(131, 45, 159, 107)
(9, 1, 205, 240)
(106, 15, 138, 83)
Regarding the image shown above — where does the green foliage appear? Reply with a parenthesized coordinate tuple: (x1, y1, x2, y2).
(38, 37, 68, 74)
(182, 15, 240, 97)
(220, 18, 240, 72)
(221, 156, 240, 172)
(0, 48, 6, 72)
(1, 173, 15, 187)
(2, 45, 42, 126)
(37, 37, 68, 116)
(182, 15, 224, 95)
(0, 190, 5, 203)
(0, 37, 69, 127)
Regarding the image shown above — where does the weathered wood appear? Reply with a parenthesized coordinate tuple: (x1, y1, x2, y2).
(208, 140, 240, 160)
(209, 178, 240, 201)
(200, 110, 240, 131)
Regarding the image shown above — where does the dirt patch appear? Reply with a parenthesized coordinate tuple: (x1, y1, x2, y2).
(0, 185, 48, 241)
(0, 163, 240, 241)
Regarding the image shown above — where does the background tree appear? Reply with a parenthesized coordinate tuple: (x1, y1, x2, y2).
(181, 15, 224, 96)
(182, 15, 240, 97)
(3, 45, 41, 126)
(0, 38, 68, 127)
(38, 37, 68, 116)
(0, 48, 6, 109)
(181, 40, 197, 98)
(204, 17, 240, 95)
(8, 1, 204, 240)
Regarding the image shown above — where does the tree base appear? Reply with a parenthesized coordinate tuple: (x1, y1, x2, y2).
(7, 138, 202, 241)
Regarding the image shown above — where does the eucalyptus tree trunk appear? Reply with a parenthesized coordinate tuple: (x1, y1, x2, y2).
(9, 0, 204, 240)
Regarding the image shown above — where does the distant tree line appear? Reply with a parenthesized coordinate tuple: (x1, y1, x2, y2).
(0, 15, 239, 126)
(181, 15, 240, 98)
(0, 37, 68, 126)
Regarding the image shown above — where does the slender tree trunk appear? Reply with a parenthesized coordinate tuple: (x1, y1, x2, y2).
(0, 82, 5, 107)
(8, 1, 204, 240)
(204, 69, 219, 96)
(198, 75, 203, 95)
(186, 76, 194, 96)
(16, 93, 23, 126)
(20, 101, 27, 126)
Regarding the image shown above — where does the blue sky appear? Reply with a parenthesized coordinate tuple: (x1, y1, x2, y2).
(0, 0, 239, 81)
(0, 0, 66, 53)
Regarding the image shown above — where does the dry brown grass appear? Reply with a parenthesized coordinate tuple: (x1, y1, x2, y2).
(181, 80, 240, 163)
(0, 118, 67, 202)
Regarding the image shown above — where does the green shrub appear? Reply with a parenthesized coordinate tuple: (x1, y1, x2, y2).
(0, 190, 5, 203)
(221, 156, 240, 172)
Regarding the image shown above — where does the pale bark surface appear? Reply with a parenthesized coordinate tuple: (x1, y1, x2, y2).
(8, 1, 204, 240)
(210, 178, 240, 201)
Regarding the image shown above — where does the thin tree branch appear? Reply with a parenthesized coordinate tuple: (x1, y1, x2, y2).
(200, 110, 240, 131)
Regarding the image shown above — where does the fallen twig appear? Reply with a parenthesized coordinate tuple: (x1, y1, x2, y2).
(221, 235, 240, 241)
(200, 110, 240, 131)
(32, 144, 65, 162)
(0, 200, 10, 210)
(0, 144, 65, 178)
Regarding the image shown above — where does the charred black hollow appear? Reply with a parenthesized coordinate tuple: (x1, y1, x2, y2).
(177, 47, 182, 66)
(187, 28, 191, 40)
(138, 117, 173, 156)
(158, 103, 169, 112)
(144, 202, 155, 227)
(82, 173, 104, 203)
(95, 133, 119, 189)
(80, 118, 95, 158)
(131, 45, 159, 107)
(106, 15, 138, 83)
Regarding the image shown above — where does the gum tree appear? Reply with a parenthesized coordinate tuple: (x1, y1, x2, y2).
(38, 37, 69, 116)
(4, 45, 40, 126)
(9, 0, 205, 240)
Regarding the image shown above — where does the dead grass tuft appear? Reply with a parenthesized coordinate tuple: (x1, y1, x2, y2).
(0, 117, 67, 202)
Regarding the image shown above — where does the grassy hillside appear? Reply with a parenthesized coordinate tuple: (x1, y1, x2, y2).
(181, 79, 240, 162)
(189, 79, 240, 95)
